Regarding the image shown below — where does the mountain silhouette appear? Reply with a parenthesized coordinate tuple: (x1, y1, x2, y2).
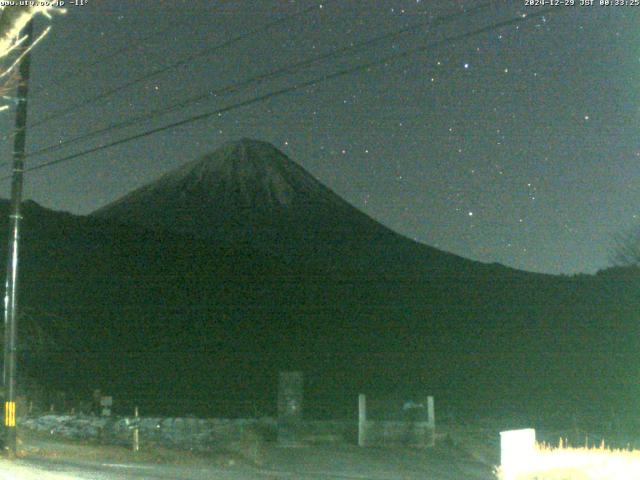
(93, 138, 380, 240)
(93, 138, 491, 275)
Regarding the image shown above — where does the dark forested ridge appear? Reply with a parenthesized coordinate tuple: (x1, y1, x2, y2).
(1, 140, 638, 422)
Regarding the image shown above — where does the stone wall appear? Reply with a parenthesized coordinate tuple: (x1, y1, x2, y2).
(22, 414, 434, 450)
(22, 414, 277, 452)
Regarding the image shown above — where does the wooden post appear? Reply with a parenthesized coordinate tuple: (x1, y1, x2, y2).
(132, 406, 139, 452)
(358, 394, 367, 447)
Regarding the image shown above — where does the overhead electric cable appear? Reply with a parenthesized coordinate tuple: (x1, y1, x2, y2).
(3, 7, 559, 181)
(27, 3, 321, 129)
(25, 1, 494, 159)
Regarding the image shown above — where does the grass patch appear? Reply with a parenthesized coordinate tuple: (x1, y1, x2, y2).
(495, 440, 640, 479)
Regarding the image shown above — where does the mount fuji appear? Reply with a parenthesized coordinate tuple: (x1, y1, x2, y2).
(0, 138, 634, 419)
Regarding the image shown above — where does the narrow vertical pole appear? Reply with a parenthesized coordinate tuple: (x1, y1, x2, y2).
(358, 394, 366, 447)
(3, 19, 33, 457)
(427, 396, 435, 447)
(427, 396, 434, 425)
(132, 406, 139, 452)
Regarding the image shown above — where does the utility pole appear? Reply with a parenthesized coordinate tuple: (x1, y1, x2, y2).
(3, 18, 33, 457)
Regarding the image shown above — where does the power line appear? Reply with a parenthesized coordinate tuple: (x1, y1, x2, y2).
(25, 1, 494, 160)
(14, 7, 558, 177)
(27, 3, 321, 129)
(3, 7, 559, 181)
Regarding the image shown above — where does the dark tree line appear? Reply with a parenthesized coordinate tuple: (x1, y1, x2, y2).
(610, 228, 640, 268)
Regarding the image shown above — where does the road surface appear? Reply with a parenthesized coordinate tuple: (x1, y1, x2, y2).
(0, 443, 495, 479)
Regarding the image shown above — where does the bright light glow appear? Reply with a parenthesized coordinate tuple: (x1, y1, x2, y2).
(0, 6, 62, 61)
(0, 6, 64, 111)
(497, 429, 640, 480)
(499, 429, 536, 478)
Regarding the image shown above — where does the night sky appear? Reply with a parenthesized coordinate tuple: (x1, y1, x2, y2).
(0, 0, 638, 275)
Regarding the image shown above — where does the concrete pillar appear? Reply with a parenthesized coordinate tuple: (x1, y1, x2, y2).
(358, 394, 367, 447)
(277, 371, 303, 446)
(427, 396, 434, 425)
(403, 396, 435, 448)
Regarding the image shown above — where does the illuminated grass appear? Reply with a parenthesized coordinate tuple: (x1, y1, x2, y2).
(496, 439, 640, 480)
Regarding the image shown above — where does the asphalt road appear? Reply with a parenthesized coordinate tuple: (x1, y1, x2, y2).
(1, 457, 260, 480)
(0, 443, 496, 480)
